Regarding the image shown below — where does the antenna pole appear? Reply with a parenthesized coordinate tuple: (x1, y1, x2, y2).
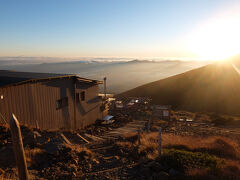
(104, 77, 107, 100)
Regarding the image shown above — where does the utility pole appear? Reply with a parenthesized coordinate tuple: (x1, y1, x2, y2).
(104, 77, 107, 100)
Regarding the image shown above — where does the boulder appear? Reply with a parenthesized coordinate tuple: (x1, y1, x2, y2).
(151, 162, 164, 172)
(154, 171, 169, 180)
(146, 161, 164, 172)
(0, 168, 4, 175)
(142, 167, 152, 177)
(43, 142, 63, 155)
(169, 168, 179, 176)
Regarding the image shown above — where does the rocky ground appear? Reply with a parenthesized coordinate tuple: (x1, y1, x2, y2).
(0, 104, 240, 179)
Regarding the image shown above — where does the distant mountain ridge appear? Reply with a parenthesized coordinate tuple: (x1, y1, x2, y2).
(0, 56, 211, 65)
(118, 61, 240, 115)
(0, 58, 210, 93)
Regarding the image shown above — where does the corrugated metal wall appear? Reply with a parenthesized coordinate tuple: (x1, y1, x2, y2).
(75, 82, 101, 129)
(0, 77, 102, 130)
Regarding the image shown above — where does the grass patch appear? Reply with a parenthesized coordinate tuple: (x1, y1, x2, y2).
(163, 134, 240, 160)
(116, 132, 240, 178)
(209, 113, 240, 126)
(161, 148, 223, 172)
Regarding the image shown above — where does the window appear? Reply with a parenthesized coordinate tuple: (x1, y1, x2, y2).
(81, 91, 85, 101)
(56, 97, 68, 109)
(76, 93, 80, 103)
(75, 92, 85, 102)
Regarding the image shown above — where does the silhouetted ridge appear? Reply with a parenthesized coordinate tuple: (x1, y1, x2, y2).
(118, 62, 240, 115)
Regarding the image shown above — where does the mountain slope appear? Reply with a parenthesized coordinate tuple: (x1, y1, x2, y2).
(118, 62, 240, 115)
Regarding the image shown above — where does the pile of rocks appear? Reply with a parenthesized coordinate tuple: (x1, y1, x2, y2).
(0, 124, 96, 179)
(135, 160, 181, 180)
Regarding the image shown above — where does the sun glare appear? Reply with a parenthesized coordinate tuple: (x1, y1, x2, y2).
(188, 10, 240, 61)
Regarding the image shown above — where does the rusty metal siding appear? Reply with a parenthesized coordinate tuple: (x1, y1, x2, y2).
(0, 78, 76, 130)
(0, 77, 102, 130)
(75, 82, 101, 129)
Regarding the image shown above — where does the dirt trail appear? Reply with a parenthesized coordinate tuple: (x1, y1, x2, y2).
(102, 120, 148, 139)
(74, 119, 148, 179)
(79, 140, 136, 179)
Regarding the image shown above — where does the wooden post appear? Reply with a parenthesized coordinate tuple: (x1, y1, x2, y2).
(35, 119, 39, 129)
(147, 119, 151, 133)
(10, 114, 29, 180)
(146, 119, 149, 133)
(137, 129, 141, 145)
(158, 127, 162, 157)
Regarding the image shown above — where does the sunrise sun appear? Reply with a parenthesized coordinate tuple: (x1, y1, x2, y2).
(188, 9, 240, 61)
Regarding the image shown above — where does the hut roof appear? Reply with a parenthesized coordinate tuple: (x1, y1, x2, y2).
(0, 70, 102, 87)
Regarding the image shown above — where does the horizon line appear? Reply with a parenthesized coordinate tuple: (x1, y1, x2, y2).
(0, 56, 215, 62)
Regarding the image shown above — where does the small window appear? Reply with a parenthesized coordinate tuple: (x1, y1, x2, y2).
(76, 93, 80, 103)
(81, 91, 85, 101)
(56, 97, 68, 109)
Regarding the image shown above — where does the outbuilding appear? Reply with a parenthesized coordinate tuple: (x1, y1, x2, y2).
(152, 105, 171, 120)
(0, 70, 107, 130)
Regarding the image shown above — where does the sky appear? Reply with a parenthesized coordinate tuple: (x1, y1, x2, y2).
(0, 0, 240, 60)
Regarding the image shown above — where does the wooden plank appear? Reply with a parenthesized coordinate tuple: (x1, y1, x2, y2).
(84, 133, 104, 141)
(60, 133, 72, 144)
(76, 133, 90, 144)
